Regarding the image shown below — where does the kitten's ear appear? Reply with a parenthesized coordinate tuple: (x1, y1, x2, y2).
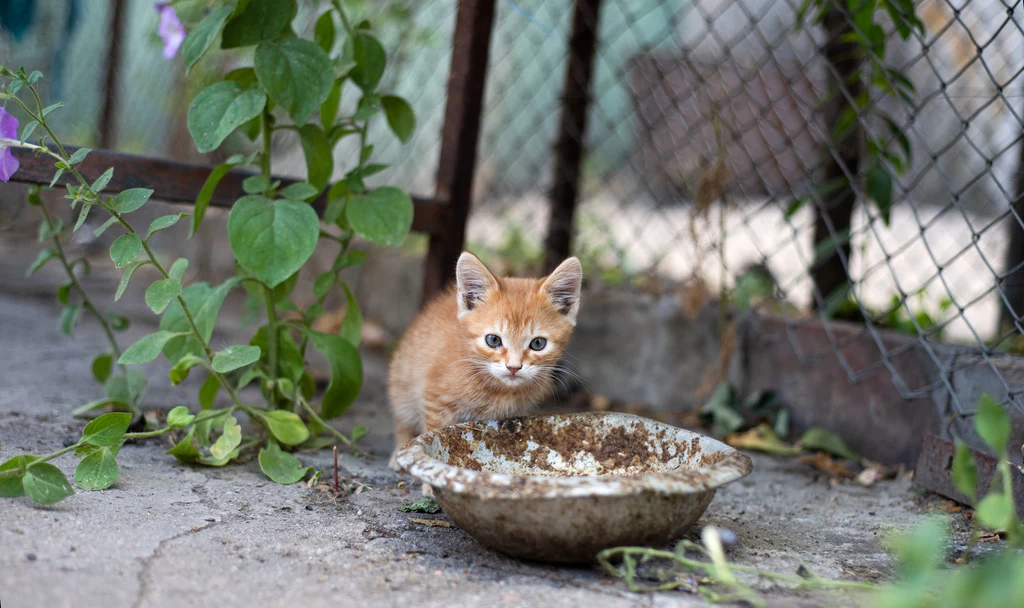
(456, 252, 499, 318)
(540, 257, 583, 325)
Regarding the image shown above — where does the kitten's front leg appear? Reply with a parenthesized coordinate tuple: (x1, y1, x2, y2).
(388, 421, 420, 472)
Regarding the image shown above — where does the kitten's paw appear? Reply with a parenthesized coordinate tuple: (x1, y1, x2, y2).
(388, 450, 402, 472)
(421, 483, 434, 497)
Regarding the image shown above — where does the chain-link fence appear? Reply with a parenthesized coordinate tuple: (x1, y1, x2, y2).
(4, 0, 1024, 457)
(441, 0, 1024, 453)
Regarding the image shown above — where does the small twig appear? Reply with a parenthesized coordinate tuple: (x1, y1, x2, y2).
(333, 445, 340, 494)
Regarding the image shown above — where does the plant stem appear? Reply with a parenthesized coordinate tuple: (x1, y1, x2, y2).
(36, 196, 126, 370)
(598, 547, 878, 596)
(260, 107, 272, 179)
(26, 128, 248, 415)
(298, 398, 353, 447)
(263, 284, 281, 405)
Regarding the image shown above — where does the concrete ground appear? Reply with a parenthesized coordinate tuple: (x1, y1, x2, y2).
(0, 235, 965, 608)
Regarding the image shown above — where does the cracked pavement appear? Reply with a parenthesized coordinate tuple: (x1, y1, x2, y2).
(0, 243, 957, 608)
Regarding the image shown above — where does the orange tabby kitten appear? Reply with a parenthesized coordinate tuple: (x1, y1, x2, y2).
(388, 251, 583, 468)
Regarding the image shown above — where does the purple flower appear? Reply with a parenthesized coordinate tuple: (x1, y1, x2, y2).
(155, 3, 186, 60)
(0, 107, 20, 183)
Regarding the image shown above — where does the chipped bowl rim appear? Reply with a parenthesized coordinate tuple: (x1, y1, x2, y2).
(395, 412, 754, 499)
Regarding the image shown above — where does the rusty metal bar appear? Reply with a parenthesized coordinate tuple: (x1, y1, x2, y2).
(9, 146, 447, 235)
(915, 433, 1024, 518)
(811, 8, 862, 310)
(544, 0, 602, 273)
(99, 0, 128, 149)
(421, 0, 497, 302)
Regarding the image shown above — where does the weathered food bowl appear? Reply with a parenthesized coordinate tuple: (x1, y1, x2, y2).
(395, 412, 753, 563)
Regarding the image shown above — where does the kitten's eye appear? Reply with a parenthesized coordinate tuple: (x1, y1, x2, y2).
(485, 334, 502, 348)
(529, 337, 547, 351)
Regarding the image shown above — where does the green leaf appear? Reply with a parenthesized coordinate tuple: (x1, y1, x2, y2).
(254, 38, 333, 126)
(22, 463, 74, 505)
(700, 382, 743, 437)
(75, 446, 120, 491)
(320, 78, 343, 131)
(353, 93, 381, 121)
(192, 161, 242, 237)
(113, 188, 154, 214)
(111, 312, 131, 332)
(228, 196, 320, 288)
(280, 182, 319, 201)
(169, 354, 206, 385)
(104, 370, 147, 405)
(188, 81, 268, 153)
(304, 330, 363, 419)
(120, 331, 188, 365)
(243, 175, 271, 194)
(167, 406, 196, 430)
(866, 162, 894, 226)
(951, 441, 978, 502)
(199, 374, 220, 409)
(91, 168, 114, 194)
(975, 393, 1010, 455)
(797, 427, 858, 460)
(207, 415, 242, 463)
(221, 0, 296, 48)
(314, 9, 335, 53)
(72, 202, 92, 232)
(339, 283, 362, 347)
(27, 248, 56, 276)
(110, 234, 142, 268)
(60, 304, 81, 337)
(350, 32, 386, 91)
(167, 428, 201, 463)
(145, 278, 183, 315)
(211, 345, 262, 373)
(67, 147, 91, 165)
(38, 218, 64, 242)
(0, 455, 38, 497)
(298, 124, 332, 191)
(91, 353, 114, 383)
(20, 120, 38, 143)
(160, 279, 239, 363)
(352, 425, 367, 443)
(259, 440, 311, 484)
(57, 282, 72, 305)
(81, 412, 132, 446)
(313, 271, 335, 299)
(115, 260, 152, 301)
(146, 214, 188, 240)
(93, 216, 119, 237)
(183, 6, 234, 73)
(346, 187, 413, 246)
(381, 95, 415, 143)
(888, 518, 946, 580)
(399, 498, 441, 514)
(259, 410, 310, 446)
(976, 491, 1014, 531)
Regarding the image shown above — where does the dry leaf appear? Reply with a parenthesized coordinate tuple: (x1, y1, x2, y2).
(856, 467, 882, 487)
(409, 517, 451, 528)
(799, 452, 857, 479)
(726, 423, 801, 456)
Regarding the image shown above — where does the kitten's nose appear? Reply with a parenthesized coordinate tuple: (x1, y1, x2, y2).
(506, 364, 522, 375)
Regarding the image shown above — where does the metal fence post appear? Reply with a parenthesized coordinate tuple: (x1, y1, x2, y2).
(99, 0, 127, 149)
(544, 0, 603, 273)
(421, 0, 497, 302)
(811, 7, 862, 310)
(1001, 120, 1024, 331)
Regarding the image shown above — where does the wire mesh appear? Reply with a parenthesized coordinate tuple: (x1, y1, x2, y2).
(459, 0, 1024, 438)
